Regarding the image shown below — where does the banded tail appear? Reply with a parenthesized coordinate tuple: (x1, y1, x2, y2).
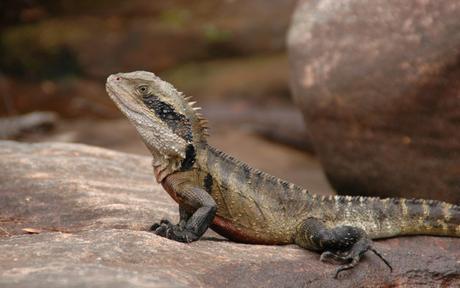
(328, 196, 460, 239)
(392, 198, 460, 237)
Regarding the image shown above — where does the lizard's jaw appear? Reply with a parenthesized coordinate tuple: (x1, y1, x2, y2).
(106, 74, 135, 113)
(106, 73, 188, 161)
(106, 74, 152, 127)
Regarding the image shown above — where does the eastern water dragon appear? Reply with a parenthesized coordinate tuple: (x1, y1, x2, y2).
(105, 71, 460, 277)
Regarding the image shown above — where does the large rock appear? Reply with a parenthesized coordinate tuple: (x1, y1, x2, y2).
(0, 141, 459, 287)
(288, 0, 460, 203)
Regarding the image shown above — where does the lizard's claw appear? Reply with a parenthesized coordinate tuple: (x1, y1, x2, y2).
(150, 218, 174, 231)
(320, 251, 350, 265)
(149, 219, 194, 243)
(152, 223, 172, 237)
(150, 221, 172, 236)
(166, 228, 195, 243)
(159, 218, 173, 225)
(332, 246, 392, 279)
(150, 220, 197, 243)
(149, 223, 160, 231)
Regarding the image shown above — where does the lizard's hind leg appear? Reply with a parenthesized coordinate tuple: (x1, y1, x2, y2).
(294, 217, 392, 278)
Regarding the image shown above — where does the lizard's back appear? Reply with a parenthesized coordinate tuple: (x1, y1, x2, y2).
(196, 144, 314, 243)
(197, 144, 460, 242)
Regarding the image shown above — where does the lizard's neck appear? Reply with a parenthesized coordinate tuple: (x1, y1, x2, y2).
(152, 153, 181, 183)
(152, 142, 205, 183)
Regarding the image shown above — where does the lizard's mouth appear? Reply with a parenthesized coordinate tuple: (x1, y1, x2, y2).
(106, 74, 129, 105)
(105, 75, 152, 126)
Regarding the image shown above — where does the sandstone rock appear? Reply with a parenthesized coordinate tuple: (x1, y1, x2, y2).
(288, 0, 460, 203)
(0, 141, 176, 236)
(0, 141, 459, 287)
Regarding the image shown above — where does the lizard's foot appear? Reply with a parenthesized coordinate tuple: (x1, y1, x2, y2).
(332, 239, 392, 278)
(149, 218, 173, 231)
(150, 218, 199, 243)
(332, 237, 370, 278)
(320, 251, 350, 264)
(295, 217, 392, 278)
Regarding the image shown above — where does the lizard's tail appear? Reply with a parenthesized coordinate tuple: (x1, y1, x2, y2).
(401, 199, 459, 237)
(368, 198, 460, 238)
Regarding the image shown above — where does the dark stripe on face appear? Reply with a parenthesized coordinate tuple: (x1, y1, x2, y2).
(180, 144, 196, 171)
(204, 173, 213, 193)
(142, 94, 193, 142)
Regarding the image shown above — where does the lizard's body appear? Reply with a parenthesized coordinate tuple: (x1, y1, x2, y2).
(106, 71, 459, 277)
(165, 144, 459, 243)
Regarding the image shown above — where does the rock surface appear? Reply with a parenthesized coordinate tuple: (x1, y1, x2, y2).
(288, 0, 460, 203)
(0, 141, 459, 287)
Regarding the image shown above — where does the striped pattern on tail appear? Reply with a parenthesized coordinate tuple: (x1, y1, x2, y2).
(323, 195, 460, 239)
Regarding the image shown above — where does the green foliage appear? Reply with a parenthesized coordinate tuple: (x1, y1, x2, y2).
(0, 24, 82, 80)
(159, 8, 191, 29)
(202, 24, 232, 44)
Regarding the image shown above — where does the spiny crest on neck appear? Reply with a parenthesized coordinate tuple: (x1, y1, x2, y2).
(179, 93, 210, 141)
(147, 72, 209, 144)
(121, 70, 209, 144)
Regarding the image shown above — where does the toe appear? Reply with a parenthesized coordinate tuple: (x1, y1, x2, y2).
(160, 219, 172, 225)
(153, 223, 169, 236)
(150, 223, 160, 231)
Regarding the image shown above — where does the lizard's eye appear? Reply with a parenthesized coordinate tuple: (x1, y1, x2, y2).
(137, 85, 150, 95)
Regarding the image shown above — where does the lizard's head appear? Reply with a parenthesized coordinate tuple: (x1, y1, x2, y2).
(106, 71, 208, 169)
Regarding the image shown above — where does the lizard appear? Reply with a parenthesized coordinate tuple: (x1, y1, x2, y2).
(105, 71, 460, 278)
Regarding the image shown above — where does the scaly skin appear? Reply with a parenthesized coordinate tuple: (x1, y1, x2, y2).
(106, 71, 460, 277)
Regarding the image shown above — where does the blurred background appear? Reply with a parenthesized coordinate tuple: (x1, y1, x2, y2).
(1, 0, 459, 203)
(0, 0, 332, 194)
(1, 2, 460, 285)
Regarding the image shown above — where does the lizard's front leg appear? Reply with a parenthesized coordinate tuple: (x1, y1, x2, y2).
(150, 174, 217, 243)
(150, 205, 190, 232)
